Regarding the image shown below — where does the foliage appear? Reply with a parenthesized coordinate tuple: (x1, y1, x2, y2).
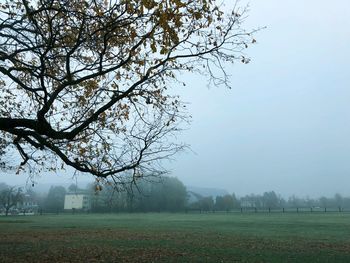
(0, 0, 255, 184)
(68, 184, 79, 193)
(215, 194, 235, 211)
(44, 185, 66, 212)
(133, 176, 187, 211)
(262, 191, 280, 209)
(89, 183, 127, 212)
(190, 196, 215, 211)
(0, 184, 23, 215)
(0, 139, 5, 168)
(0, 138, 12, 170)
(90, 175, 187, 212)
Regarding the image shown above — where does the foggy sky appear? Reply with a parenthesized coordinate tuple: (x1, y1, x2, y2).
(2, 0, 350, 198)
(170, 0, 350, 197)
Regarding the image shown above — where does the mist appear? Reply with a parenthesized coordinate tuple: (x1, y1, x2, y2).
(169, 0, 350, 198)
(1, 0, 350, 199)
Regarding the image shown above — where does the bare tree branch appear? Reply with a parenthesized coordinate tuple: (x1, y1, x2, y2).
(0, 0, 257, 185)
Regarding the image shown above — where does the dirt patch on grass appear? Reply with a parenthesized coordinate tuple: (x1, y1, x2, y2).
(0, 220, 32, 224)
(1, 229, 350, 262)
(0, 230, 192, 263)
(1, 245, 188, 263)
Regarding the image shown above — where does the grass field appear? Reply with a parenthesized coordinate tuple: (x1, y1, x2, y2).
(1, 212, 350, 262)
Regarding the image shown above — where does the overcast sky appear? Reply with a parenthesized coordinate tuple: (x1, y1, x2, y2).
(169, 0, 350, 197)
(2, 0, 350, 198)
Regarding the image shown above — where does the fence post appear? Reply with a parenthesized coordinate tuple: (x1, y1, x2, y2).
(339, 207, 341, 212)
(254, 207, 257, 213)
(283, 208, 285, 213)
(297, 208, 299, 213)
(311, 207, 313, 212)
(324, 207, 327, 213)
(240, 208, 243, 213)
(269, 208, 271, 213)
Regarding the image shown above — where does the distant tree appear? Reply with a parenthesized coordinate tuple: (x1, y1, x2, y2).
(68, 184, 79, 193)
(215, 195, 234, 211)
(334, 194, 343, 208)
(240, 194, 263, 208)
(198, 196, 215, 212)
(133, 176, 187, 212)
(262, 191, 279, 209)
(89, 176, 187, 212)
(0, 183, 7, 191)
(287, 195, 304, 208)
(0, 185, 23, 216)
(231, 193, 240, 209)
(215, 196, 224, 210)
(159, 177, 187, 211)
(0, 0, 256, 185)
(89, 183, 125, 212)
(343, 197, 350, 209)
(44, 186, 66, 212)
(319, 196, 328, 208)
(222, 194, 235, 211)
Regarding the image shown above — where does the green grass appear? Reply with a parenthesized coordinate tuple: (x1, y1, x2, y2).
(1, 212, 350, 262)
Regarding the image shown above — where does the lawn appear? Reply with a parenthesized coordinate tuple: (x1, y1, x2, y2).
(1, 212, 350, 262)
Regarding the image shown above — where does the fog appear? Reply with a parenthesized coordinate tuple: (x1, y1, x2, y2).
(2, 0, 350, 198)
(170, 0, 350, 197)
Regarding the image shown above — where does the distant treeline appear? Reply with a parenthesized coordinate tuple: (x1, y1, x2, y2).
(189, 192, 350, 212)
(90, 177, 187, 212)
(1, 178, 350, 213)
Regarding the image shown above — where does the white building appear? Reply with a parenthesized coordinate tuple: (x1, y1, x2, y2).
(64, 193, 91, 210)
(240, 200, 256, 208)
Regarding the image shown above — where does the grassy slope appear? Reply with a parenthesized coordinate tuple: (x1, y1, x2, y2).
(1, 212, 350, 262)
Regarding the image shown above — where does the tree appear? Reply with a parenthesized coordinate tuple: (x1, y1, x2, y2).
(0, 0, 255, 184)
(214, 194, 236, 211)
(68, 183, 78, 193)
(231, 193, 240, 209)
(138, 176, 187, 211)
(0, 139, 5, 169)
(161, 176, 186, 211)
(334, 193, 343, 208)
(262, 191, 280, 209)
(44, 185, 66, 212)
(88, 183, 125, 212)
(89, 175, 187, 212)
(215, 195, 224, 210)
(0, 184, 23, 216)
(222, 194, 234, 211)
(202, 196, 215, 211)
(192, 196, 215, 212)
(0, 138, 12, 170)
